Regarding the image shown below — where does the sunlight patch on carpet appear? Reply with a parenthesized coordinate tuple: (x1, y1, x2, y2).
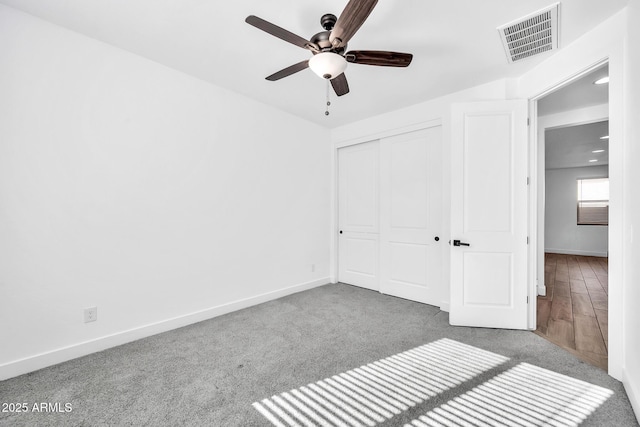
(252, 338, 509, 426)
(405, 362, 613, 427)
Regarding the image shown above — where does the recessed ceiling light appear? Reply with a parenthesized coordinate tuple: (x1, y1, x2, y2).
(594, 76, 610, 85)
(600, 135, 609, 140)
(592, 149, 605, 153)
(589, 159, 598, 163)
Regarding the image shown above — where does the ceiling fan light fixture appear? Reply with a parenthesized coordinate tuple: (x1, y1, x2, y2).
(309, 52, 347, 80)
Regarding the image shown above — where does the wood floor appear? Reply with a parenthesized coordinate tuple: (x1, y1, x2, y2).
(535, 253, 609, 371)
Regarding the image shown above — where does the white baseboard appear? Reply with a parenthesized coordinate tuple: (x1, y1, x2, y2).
(537, 285, 547, 296)
(0, 278, 329, 381)
(545, 248, 608, 257)
(439, 302, 450, 312)
(623, 369, 640, 424)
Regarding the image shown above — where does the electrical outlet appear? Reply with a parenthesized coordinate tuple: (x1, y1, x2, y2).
(84, 307, 97, 323)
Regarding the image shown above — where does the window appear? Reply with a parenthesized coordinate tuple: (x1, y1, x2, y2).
(577, 178, 609, 225)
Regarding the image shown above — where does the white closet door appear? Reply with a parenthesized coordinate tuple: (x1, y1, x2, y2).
(379, 127, 444, 305)
(338, 141, 379, 290)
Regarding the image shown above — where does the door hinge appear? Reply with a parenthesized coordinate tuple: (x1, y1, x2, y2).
(527, 177, 530, 185)
(527, 236, 529, 244)
(527, 296, 530, 304)
(527, 117, 530, 126)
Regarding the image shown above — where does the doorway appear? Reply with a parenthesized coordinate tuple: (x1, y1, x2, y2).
(533, 63, 610, 370)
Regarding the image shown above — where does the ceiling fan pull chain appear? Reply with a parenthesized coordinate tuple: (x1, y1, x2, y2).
(325, 79, 331, 116)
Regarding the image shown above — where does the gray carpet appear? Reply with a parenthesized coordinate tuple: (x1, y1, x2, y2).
(0, 283, 637, 426)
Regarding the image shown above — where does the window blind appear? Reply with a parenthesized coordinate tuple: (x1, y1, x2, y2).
(577, 178, 609, 225)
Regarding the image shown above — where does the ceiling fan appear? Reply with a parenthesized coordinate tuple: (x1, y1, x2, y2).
(245, 0, 413, 97)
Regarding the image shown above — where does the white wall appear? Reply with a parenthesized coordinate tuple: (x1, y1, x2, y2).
(545, 165, 609, 256)
(623, 0, 640, 420)
(0, 5, 331, 379)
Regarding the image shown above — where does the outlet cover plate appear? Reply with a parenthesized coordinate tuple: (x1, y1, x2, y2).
(84, 307, 97, 323)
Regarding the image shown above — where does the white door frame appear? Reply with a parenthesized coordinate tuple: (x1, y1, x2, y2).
(330, 119, 445, 290)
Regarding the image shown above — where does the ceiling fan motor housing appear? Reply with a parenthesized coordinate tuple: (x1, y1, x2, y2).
(320, 13, 337, 30)
(311, 30, 345, 53)
(312, 14, 346, 53)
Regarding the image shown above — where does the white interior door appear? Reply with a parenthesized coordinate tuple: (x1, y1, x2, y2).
(338, 141, 379, 290)
(379, 127, 444, 305)
(450, 100, 530, 329)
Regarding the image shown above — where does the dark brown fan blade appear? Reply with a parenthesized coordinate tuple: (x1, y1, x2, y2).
(246, 15, 319, 52)
(331, 73, 350, 97)
(345, 50, 413, 67)
(329, 0, 378, 48)
(266, 60, 310, 81)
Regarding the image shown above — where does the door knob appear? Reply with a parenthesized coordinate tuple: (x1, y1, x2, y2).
(339, 230, 343, 234)
(453, 240, 470, 247)
(434, 236, 440, 241)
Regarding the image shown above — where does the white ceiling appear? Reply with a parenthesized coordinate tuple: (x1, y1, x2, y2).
(0, 0, 629, 128)
(538, 64, 609, 116)
(541, 63, 609, 170)
(546, 121, 609, 169)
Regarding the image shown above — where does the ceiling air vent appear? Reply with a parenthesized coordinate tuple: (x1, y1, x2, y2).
(497, 3, 560, 63)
